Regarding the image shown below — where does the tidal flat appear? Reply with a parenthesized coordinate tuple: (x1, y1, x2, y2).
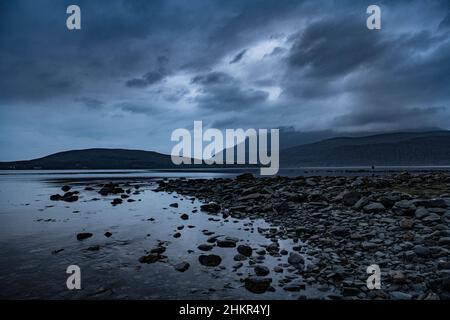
(0, 170, 449, 299)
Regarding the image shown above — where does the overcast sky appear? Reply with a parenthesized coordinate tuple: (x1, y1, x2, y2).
(0, 0, 449, 161)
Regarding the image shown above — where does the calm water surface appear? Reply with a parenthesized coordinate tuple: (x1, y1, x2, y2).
(0, 170, 320, 299)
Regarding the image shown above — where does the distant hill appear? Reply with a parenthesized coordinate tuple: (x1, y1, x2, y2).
(0, 148, 180, 170)
(280, 131, 450, 167)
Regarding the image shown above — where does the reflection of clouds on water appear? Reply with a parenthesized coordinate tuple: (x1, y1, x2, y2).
(0, 171, 326, 299)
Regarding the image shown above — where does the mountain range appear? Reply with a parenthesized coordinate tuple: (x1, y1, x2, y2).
(1, 131, 449, 169)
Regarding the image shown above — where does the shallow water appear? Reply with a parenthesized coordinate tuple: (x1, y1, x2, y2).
(0, 170, 329, 299)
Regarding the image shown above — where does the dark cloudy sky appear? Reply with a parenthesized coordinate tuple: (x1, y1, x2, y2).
(0, 0, 449, 161)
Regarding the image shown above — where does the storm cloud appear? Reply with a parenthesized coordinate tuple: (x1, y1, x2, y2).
(0, 0, 449, 160)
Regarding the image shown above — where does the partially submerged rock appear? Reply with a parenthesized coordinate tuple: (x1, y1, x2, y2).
(76, 232, 93, 241)
(198, 254, 222, 267)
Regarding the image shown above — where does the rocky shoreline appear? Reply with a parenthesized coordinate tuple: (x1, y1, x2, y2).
(154, 172, 450, 300)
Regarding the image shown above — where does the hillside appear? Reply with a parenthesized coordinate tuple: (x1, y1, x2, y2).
(280, 131, 450, 167)
(0, 148, 177, 170)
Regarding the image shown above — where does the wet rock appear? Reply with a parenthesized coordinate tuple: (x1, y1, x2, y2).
(237, 244, 253, 257)
(104, 232, 112, 237)
(198, 254, 222, 267)
(76, 232, 93, 241)
(361, 241, 378, 250)
(413, 245, 430, 258)
(273, 266, 283, 273)
(139, 253, 162, 264)
(415, 207, 429, 219)
(256, 249, 266, 255)
(206, 235, 220, 243)
(438, 237, 450, 246)
(169, 203, 179, 208)
(288, 252, 304, 266)
(363, 202, 385, 213)
(354, 197, 369, 210)
(233, 254, 247, 261)
(287, 193, 307, 203)
(390, 271, 407, 284)
(61, 185, 71, 192)
(50, 194, 62, 201)
(415, 198, 448, 208)
(266, 242, 279, 253)
(150, 246, 166, 254)
(200, 202, 221, 213)
(422, 213, 441, 222)
(173, 232, 181, 238)
(180, 213, 189, 220)
(244, 277, 272, 294)
(274, 202, 292, 214)
(283, 282, 306, 292)
(379, 196, 395, 208)
(63, 195, 79, 202)
(404, 250, 416, 261)
(51, 191, 79, 202)
(332, 227, 350, 237)
(174, 262, 190, 272)
(198, 244, 214, 251)
(217, 239, 237, 248)
(254, 265, 270, 276)
(98, 183, 124, 196)
(111, 198, 122, 205)
(400, 218, 414, 229)
(394, 200, 416, 216)
(340, 191, 362, 206)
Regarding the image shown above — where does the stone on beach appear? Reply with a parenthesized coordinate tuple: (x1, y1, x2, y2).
(76, 232, 93, 241)
(244, 277, 272, 294)
(198, 254, 222, 267)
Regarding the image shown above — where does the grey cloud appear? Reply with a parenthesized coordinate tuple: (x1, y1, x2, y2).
(229, 49, 247, 64)
(334, 107, 447, 129)
(191, 72, 234, 85)
(126, 68, 168, 88)
(288, 15, 389, 79)
(192, 71, 268, 111)
(120, 103, 159, 115)
(264, 47, 286, 58)
(439, 12, 450, 30)
(195, 85, 268, 111)
(281, 9, 450, 131)
(76, 97, 105, 109)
